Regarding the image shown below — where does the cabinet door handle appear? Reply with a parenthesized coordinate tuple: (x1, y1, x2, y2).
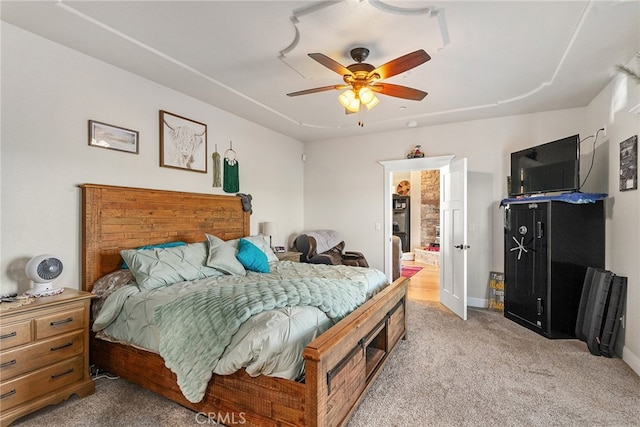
(537, 298, 544, 316)
(454, 244, 471, 250)
(0, 389, 16, 400)
(51, 368, 74, 379)
(50, 317, 73, 326)
(51, 342, 73, 351)
(0, 359, 17, 369)
(536, 221, 544, 239)
(0, 331, 17, 340)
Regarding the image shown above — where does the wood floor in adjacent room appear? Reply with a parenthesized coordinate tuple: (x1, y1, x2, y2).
(402, 260, 439, 302)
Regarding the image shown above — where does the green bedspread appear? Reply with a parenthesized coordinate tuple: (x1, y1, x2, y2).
(154, 276, 367, 403)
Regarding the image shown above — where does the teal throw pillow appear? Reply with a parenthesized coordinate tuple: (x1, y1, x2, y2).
(236, 238, 270, 273)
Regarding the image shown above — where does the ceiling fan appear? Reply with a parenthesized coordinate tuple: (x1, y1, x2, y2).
(287, 47, 431, 124)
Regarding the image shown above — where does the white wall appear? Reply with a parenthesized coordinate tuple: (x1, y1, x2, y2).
(586, 72, 640, 374)
(303, 107, 592, 271)
(0, 23, 305, 294)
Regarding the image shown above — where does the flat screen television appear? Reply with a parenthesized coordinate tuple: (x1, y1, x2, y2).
(509, 134, 580, 197)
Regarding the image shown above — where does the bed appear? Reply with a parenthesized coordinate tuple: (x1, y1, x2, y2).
(81, 183, 408, 427)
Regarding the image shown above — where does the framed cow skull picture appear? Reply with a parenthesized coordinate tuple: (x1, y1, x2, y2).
(160, 110, 207, 173)
(89, 120, 139, 154)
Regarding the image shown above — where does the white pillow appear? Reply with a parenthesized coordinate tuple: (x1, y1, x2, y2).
(227, 235, 278, 263)
(120, 242, 221, 291)
(205, 234, 247, 276)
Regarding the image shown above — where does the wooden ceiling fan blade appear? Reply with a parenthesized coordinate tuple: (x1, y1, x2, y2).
(371, 83, 428, 100)
(367, 50, 431, 81)
(287, 85, 342, 97)
(308, 53, 353, 77)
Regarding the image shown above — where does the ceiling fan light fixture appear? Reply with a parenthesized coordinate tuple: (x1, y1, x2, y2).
(364, 94, 380, 110)
(358, 86, 375, 104)
(346, 99, 361, 113)
(338, 89, 360, 112)
(292, 48, 431, 122)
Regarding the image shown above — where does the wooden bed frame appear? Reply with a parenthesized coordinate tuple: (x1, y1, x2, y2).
(81, 183, 408, 427)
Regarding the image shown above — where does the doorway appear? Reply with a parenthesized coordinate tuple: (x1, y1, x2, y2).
(380, 155, 455, 301)
(392, 169, 440, 302)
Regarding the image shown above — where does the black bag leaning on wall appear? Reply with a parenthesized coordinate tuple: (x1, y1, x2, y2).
(575, 267, 627, 357)
(599, 276, 627, 358)
(575, 267, 597, 341)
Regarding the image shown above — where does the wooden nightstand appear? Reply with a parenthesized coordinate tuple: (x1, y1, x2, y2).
(276, 251, 302, 262)
(0, 288, 95, 426)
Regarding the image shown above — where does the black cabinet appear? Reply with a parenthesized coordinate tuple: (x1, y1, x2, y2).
(503, 200, 604, 338)
(392, 195, 410, 252)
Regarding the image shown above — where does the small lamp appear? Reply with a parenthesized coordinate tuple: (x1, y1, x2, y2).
(261, 222, 279, 248)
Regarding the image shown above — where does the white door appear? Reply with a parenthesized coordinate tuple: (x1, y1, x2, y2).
(440, 158, 468, 320)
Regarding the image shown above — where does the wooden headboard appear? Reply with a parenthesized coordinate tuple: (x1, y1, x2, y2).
(81, 184, 250, 291)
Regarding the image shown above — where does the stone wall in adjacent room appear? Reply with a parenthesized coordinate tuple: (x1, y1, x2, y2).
(420, 170, 440, 247)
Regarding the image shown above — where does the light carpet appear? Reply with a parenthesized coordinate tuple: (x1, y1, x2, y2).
(13, 300, 640, 427)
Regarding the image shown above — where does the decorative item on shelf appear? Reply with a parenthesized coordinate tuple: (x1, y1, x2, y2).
(261, 222, 279, 249)
(24, 254, 64, 297)
(396, 180, 410, 195)
(407, 144, 425, 159)
(223, 141, 239, 193)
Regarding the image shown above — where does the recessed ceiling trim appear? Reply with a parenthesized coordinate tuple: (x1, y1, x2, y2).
(51, 0, 610, 135)
(368, 0, 596, 125)
(368, 0, 450, 48)
(279, 1, 336, 58)
(55, 1, 310, 127)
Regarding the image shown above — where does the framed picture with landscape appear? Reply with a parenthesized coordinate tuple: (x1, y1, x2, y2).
(88, 120, 139, 154)
(159, 110, 207, 173)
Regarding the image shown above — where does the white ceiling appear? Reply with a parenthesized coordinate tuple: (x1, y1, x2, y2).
(2, 1, 638, 142)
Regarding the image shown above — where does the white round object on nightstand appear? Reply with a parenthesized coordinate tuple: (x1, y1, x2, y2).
(25, 254, 64, 297)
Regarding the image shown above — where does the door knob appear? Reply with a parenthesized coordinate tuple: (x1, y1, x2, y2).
(454, 244, 470, 249)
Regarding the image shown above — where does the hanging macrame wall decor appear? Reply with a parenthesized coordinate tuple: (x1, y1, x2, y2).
(212, 144, 221, 187)
(223, 141, 239, 193)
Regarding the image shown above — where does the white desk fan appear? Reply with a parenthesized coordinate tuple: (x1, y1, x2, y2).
(25, 254, 64, 297)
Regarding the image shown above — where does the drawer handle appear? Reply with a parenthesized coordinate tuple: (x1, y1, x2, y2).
(51, 342, 73, 351)
(0, 331, 17, 340)
(50, 317, 73, 326)
(51, 368, 74, 379)
(0, 389, 16, 399)
(0, 359, 17, 369)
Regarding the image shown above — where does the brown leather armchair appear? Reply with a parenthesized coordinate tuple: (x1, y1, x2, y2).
(293, 233, 369, 267)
